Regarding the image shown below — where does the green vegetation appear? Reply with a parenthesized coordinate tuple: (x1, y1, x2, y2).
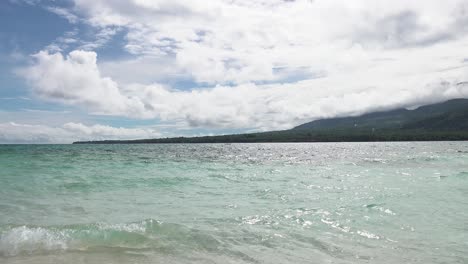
(294, 98, 468, 131)
(74, 99, 468, 144)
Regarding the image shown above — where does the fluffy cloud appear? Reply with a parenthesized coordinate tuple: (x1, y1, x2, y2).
(21, 50, 148, 118)
(22, 49, 468, 131)
(0, 122, 159, 143)
(17, 0, 468, 133)
(69, 0, 468, 84)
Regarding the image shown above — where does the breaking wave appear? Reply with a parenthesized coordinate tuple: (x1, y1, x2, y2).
(0, 219, 200, 257)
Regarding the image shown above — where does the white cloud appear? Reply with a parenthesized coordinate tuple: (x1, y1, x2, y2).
(67, 0, 468, 84)
(20, 50, 148, 118)
(0, 122, 159, 143)
(17, 0, 468, 135)
(62, 122, 158, 139)
(21, 49, 468, 131)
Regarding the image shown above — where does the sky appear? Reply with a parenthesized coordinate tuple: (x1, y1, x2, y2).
(1, 0, 468, 143)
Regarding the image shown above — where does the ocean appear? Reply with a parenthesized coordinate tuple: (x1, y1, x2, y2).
(0, 142, 467, 263)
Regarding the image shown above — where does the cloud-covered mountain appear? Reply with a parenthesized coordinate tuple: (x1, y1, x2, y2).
(75, 98, 468, 143)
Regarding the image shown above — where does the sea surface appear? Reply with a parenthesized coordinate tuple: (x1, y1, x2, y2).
(0, 142, 467, 264)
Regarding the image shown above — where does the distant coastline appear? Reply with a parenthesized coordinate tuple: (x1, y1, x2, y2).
(72, 131, 468, 144)
(74, 99, 468, 144)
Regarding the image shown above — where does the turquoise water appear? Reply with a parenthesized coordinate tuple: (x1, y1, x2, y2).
(0, 142, 467, 263)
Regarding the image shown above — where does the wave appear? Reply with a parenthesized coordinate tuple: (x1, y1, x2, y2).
(0, 219, 207, 257)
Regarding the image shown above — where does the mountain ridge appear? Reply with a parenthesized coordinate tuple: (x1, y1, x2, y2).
(293, 98, 468, 131)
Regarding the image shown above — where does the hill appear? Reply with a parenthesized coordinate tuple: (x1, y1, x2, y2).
(293, 98, 468, 131)
(73, 99, 468, 144)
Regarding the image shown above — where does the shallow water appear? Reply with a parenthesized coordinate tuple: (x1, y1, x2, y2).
(0, 142, 467, 263)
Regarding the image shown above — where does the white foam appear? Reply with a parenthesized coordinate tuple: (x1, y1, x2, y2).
(0, 226, 69, 256)
(357, 230, 380, 239)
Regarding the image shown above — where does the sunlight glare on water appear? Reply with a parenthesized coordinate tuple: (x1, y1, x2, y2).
(0, 142, 467, 263)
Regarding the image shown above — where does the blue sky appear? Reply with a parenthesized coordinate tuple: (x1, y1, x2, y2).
(1, 0, 468, 143)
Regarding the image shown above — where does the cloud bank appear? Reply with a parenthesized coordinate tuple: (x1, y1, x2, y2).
(0, 122, 159, 143)
(14, 0, 468, 136)
(22, 48, 468, 131)
(69, 0, 468, 84)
